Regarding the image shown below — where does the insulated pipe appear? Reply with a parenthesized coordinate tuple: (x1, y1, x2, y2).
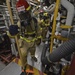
(41, 38, 75, 65)
(61, 0, 74, 26)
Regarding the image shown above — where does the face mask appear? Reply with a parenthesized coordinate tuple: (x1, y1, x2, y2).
(18, 10, 31, 20)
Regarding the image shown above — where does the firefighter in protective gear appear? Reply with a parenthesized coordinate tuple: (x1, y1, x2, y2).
(16, 0, 41, 71)
(38, 12, 50, 42)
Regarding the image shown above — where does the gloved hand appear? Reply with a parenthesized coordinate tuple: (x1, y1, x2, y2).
(9, 25, 19, 36)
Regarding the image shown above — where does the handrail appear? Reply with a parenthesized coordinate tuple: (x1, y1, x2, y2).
(50, 0, 60, 53)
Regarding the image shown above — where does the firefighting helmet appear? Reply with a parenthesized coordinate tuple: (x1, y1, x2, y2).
(16, 0, 31, 20)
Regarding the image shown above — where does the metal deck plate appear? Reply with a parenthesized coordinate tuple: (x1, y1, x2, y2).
(0, 61, 46, 75)
(0, 61, 6, 72)
(0, 62, 21, 75)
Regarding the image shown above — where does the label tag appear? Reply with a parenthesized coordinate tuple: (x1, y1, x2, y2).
(17, 6, 25, 12)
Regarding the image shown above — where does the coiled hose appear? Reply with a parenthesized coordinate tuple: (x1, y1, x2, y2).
(41, 38, 75, 65)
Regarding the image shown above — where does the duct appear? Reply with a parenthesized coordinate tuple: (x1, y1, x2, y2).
(41, 38, 75, 65)
(61, 0, 74, 26)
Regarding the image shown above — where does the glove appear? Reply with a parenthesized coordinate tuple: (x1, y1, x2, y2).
(9, 25, 19, 36)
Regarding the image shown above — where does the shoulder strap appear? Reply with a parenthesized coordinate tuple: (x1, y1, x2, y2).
(32, 17, 38, 30)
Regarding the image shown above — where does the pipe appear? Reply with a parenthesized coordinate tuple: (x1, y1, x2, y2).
(6, 0, 14, 24)
(61, 0, 74, 26)
(45, 4, 55, 13)
(0, 5, 13, 8)
(50, 0, 60, 53)
(41, 38, 75, 65)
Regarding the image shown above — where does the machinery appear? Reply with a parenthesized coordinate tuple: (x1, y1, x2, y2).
(6, 0, 75, 75)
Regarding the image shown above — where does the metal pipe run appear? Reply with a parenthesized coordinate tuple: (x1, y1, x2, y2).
(61, 0, 74, 26)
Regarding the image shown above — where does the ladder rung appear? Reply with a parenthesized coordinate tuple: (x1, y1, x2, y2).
(53, 35, 69, 41)
(60, 25, 72, 29)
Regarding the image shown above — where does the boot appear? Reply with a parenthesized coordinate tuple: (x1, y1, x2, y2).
(20, 66, 27, 75)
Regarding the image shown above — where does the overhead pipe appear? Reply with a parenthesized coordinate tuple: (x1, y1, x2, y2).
(61, 0, 74, 37)
(61, 0, 74, 26)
